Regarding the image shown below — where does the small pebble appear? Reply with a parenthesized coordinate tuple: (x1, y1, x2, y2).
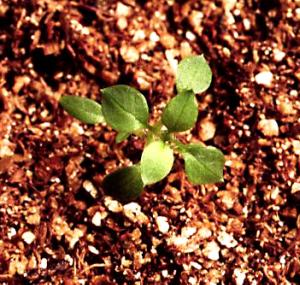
(292, 140, 300, 155)
(149, 31, 160, 42)
(104, 197, 123, 213)
(199, 117, 216, 141)
(203, 241, 220, 261)
(188, 11, 203, 35)
(40, 258, 47, 269)
(67, 227, 85, 249)
(9, 255, 28, 275)
(270, 187, 280, 200)
(198, 227, 212, 239)
(180, 41, 193, 58)
(156, 216, 170, 234)
(273, 48, 285, 62)
(123, 202, 148, 223)
(8, 227, 16, 239)
(257, 119, 279, 137)
(133, 30, 146, 42)
(190, 261, 202, 270)
(223, 0, 237, 11)
(186, 31, 196, 41)
(83, 180, 97, 198)
(124, 202, 142, 216)
(117, 17, 128, 30)
(88, 245, 100, 255)
(243, 18, 251, 30)
(160, 33, 176, 48)
(181, 227, 197, 238)
(92, 212, 102, 227)
(26, 212, 41, 225)
(136, 70, 151, 90)
(120, 45, 139, 63)
(217, 231, 238, 248)
(188, 277, 197, 285)
(169, 236, 188, 247)
(116, 2, 131, 17)
(65, 254, 73, 266)
(165, 50, 178, 74)
(277, 100, 295, 115)
(233, 268, 246, 285)
(22, 231, 35, 244)
(255, 71, 273, 87)
(225, 12, 235, 25)
(291, 182, 300, 194)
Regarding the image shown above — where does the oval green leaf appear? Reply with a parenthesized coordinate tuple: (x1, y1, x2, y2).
(162, 91, 198, 132)
(102, 165, 144, 202)
(59, 95, 105, 124)
(141, 140, 174, 185)
(176, 55, 212, 94)
(101, 85, 149, 133)
(182, 144, 225, 184)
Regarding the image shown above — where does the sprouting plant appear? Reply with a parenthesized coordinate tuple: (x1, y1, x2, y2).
(60, 55, 225, 202)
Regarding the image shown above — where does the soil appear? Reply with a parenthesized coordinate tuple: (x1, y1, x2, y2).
(0, 0, 300, 284)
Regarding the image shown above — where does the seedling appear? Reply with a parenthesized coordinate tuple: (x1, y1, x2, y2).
(60, 55, 225, 202)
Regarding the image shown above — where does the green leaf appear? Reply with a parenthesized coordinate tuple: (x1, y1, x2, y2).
(176, 55, 212, 94)
(102, 165, 144, 202)
(59, 95, 105, 124)
(162, 91, 198, 132)
(182, 144, 225, 184)
(141, 140, 174, 185)
(116, 132, 130, 143)
(101, 85, 149, 133)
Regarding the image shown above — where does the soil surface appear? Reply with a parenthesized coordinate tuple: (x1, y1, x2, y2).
(0, 0, 300, 284)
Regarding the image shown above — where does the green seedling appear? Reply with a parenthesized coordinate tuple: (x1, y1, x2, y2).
(60, 55, 225, 202)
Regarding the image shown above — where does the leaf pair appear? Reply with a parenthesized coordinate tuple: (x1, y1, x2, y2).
(60, 85, 148, 137)
(141, 139, 225, 185)
(103, 140, 174, 202)
(162, 55, 212, 133)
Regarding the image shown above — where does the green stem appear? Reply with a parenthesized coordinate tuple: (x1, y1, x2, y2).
(146, 120, 163, 143)
(148, 120, 163, 136)
(133, 128, 147, 138)
(169, 136, 186, 153)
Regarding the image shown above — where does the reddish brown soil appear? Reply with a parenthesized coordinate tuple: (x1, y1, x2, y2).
(0, 0, 300, 284)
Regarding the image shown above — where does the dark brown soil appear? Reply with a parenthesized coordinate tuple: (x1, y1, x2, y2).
(0, 0, 300, 284)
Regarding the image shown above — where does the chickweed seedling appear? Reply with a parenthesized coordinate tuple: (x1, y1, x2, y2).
(60, 55, 225, 202)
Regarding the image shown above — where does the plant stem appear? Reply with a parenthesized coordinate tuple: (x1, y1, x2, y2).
(169, 136, 186, 153)
(133, 128, 147, 138)
(148, 120, 163, 136)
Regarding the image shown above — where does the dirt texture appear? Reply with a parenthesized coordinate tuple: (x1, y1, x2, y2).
(0, 0, 300, 284)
